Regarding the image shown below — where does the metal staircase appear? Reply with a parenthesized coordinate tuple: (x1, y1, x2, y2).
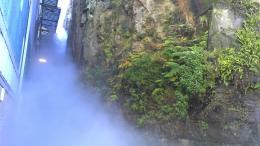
(39, 0, 61, 38)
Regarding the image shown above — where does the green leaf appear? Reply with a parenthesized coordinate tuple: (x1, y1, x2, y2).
(110, 95, 119, 102)
(254, 83, 260, 89)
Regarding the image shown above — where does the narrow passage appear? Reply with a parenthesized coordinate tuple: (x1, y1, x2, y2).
(1, 32, 137, 146)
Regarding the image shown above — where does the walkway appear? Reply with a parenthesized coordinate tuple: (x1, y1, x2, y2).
(0, 33, 137, 146)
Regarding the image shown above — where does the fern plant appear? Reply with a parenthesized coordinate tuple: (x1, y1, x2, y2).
(217, 13, 260, 88)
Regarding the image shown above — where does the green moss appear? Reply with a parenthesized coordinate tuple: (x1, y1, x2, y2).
(111, 0, 122, 7)
(103, 40, 113, 61)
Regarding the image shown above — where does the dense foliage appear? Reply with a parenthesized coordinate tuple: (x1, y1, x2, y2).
(216, 2, 260, 91)
(110, 32, 213, 125)
(84, 0, 260, 127)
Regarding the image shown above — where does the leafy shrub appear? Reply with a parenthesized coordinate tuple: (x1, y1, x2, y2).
(175, 91, 189, 118)
(117, 52, 164, 115)
(162, 33, 212, 118)
(111, 31, 212, 123)
(217, 14, 260, 88)
(163, 41, 209, 96)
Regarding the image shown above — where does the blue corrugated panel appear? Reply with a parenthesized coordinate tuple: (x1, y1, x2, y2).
(0, 0, 30, 67)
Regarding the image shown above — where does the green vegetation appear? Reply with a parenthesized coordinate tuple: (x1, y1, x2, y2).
(84, 0, 260, 127)
(111, 32, 212, 123)
(111, 0, 122, 7)
(215, 3, 260, 91)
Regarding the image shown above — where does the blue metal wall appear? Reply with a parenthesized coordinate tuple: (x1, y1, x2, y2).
(23, 0, 41, 79)
(0, 0, 30, 67)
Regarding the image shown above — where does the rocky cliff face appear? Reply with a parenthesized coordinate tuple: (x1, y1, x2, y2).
(68, 0, 260, 145)
(69, 0, 192, 65)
